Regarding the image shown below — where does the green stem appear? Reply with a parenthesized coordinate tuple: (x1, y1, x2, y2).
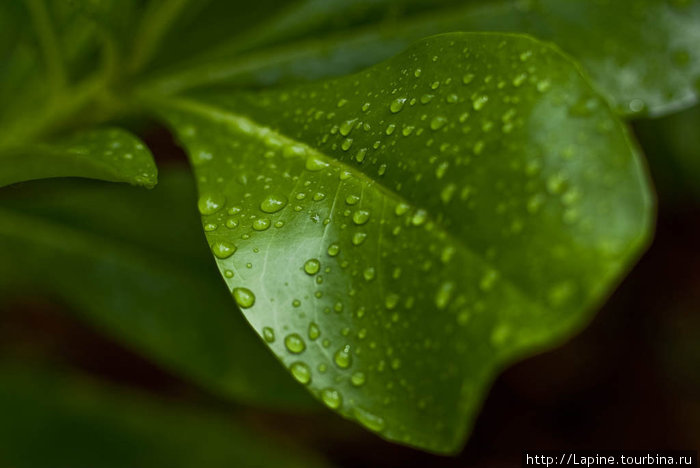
(25, 0, 66, 93)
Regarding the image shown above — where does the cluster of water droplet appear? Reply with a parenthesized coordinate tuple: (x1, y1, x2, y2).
(169, 32, 646, 449)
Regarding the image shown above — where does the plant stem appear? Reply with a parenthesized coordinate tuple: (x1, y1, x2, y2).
(25, 0, 66, 94)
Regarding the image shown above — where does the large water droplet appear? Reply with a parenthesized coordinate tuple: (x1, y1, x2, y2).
(262, 326, 275, 343)
(198, 193, 226, 215)
(260, 194, 288, 213)
(304, 258, 321, 275)
(430, 116, 447, 130)
(285, 333, 306, 353)
(352, 210, 370, 225)
(212, 241, 237, 259)
(327, 243, 340, 256)
(290, 361, 311, 384)
(321, 387, 342, 409)
(253, 218, 271, 231)
(308, 322, 320, 340)
(233, 287, 255, 308)
(333, 345, 353, 368)
(390, 97, 406, 113)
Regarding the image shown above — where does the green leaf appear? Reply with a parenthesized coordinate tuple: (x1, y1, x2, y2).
(142, 0, 700, 117)
(0, 364, 329, 468)
(635, 105, 700, 201)
(0, 127, 158, 188)
(0, 170, 314, 409)
(157, 33, 653, 452)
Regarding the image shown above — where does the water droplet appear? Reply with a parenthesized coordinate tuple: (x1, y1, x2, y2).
(390, 97, 406, 113)
(352, 210, 370, 225)
(435, 281, 455, 310)
(341, 138, 353, 151)
(198, 193, 226, 215)
(351, 371, 366, 387)
(333, 345, 353, 368)
(212, 241, 237, 259)
(321, 387, 342, 409)
(480, 269, 499, 291)
(462, 73, 475, 85)
(308, 322, 320, 340)
(290, 362, 311, 384)
(352, 232, 367, 245)
(411, 209, 428, 226)
(253, 218, 271, 231)
(435, 161, 449, 179)
(430, 116, 447, 130)
(339, 119, 357, 136)
(285, 333, 306, 354)
(327, 243, 340, 256)
(395, 203, 410, 216)
(262, 326, 275, 343)
(306, 156, 329, 171)
(353, 407, 385, 432)
(355, 148, 367, 163)
(472, 95, 488, 111)
(304, 258, 321, 275)
(363, 267, 376, 281)
(260, 194, 288, 213)
(233, 287, 255, 308)
(385, 293, 399, 310)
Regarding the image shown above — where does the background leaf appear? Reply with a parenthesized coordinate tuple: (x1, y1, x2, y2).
(0, 170, 314, 409)
(0, 127, 157, 188)
(140, 0, 700, 118)
(158, 33, 653, 452)
(0, 363, 329, 468)
(635, 105, 700, 201)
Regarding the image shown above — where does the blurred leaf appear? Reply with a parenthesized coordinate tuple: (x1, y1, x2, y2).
(0, 170, 315, 409)
(141, 0, 700, 118)
(0, 0, 150, 187)
(0, 363, 330, 468)
(635, 105, 700, 201)
(0, 127, 157, 188)
(157, 33, 653, 452)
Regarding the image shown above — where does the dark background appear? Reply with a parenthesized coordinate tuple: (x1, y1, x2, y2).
(2, 119, 698, 467)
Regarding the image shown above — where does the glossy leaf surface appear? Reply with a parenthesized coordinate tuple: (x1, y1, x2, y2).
(0, 364, 328, 468)
(0, 128, 157, 188)
(0, 171, 314, 409)
(159, 33, 653, 452)
(143, 0, 700, 117)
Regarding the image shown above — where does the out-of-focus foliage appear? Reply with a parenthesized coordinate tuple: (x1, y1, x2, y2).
(0, 363, 329, 468)
(0, 171, 314, 409)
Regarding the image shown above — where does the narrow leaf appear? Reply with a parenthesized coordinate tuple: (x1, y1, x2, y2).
(0, 171, 314, 409)
(0, 364, 329, 468)
(158, 33, 653, 452)
(0, 127, 157, 188)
